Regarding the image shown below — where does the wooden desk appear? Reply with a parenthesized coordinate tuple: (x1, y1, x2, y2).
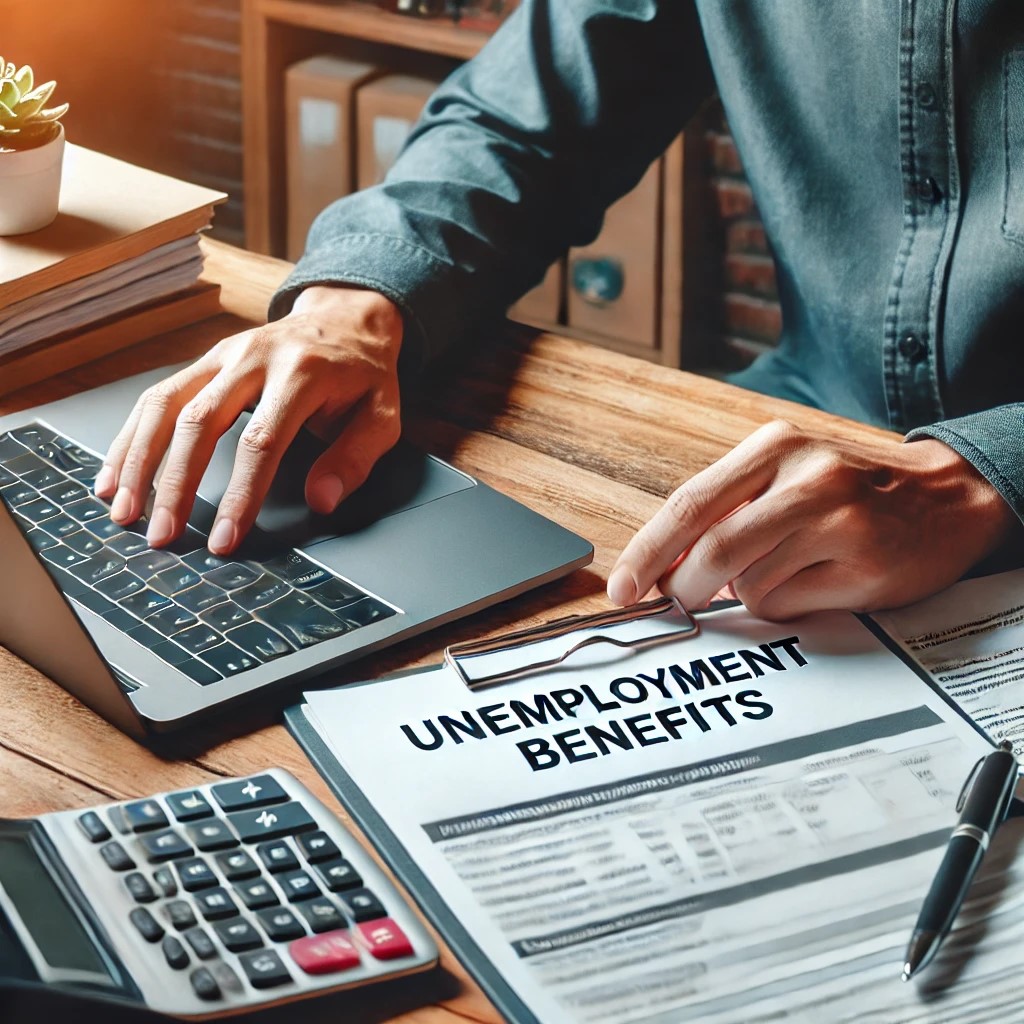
(0, 239, 892, 1022)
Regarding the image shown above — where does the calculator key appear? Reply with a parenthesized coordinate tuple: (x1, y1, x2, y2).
(210, 961, 244, 995)
(162, 935, 189, 971)
(296, 897, 345, 934)
(238, 949, 292, 989)
(164, 900, 198, 932)
(166, 790, 214, 822)
(184, 927, 217, 960)
(123, 798, 169, 832)
(297, 831, 339, 864)
(176, 857, 218, 891)
(314, 858, 363, 893)
(257, 840, 299, 874)
(189, 966, 221, 1001)
(187, 819, 239, 851)
(289, 930, 361, 974)
(129, 907, 165, 943)
(256, 907, 306, 942)
(214, 917, 263, 952)
(124, 872, 156, 903)
(77, 810, 110, 843)
(355, 918, 415, 960)
(213, 775, 288, 811)
(139, 829, 193, 863)
(229, 802, 317, 843)
(99, 840, 134, 871)
(154, 867, 178, 898)
(339, 888, 387, 923)
(216, 849, 260, 881)
(196, 887, 238, 921)
(106, 805, 130, 834)
(235, 879, 279, 911)
(279, 870, 319, 902)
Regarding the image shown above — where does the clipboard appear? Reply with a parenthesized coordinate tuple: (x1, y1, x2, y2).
(284, 598, 1008, 1023)
(285, 597, 700, 1024)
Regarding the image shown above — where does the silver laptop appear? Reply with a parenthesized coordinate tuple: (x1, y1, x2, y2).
(0, 365, 593, 740)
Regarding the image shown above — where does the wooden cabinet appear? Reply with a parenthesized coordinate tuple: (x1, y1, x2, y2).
(242, 0, 710, 367)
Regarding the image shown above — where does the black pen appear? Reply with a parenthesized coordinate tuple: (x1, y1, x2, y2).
(902, 740, 1019, 981)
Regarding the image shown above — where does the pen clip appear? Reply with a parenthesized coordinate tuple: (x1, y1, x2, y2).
(956, 756, 985, 813)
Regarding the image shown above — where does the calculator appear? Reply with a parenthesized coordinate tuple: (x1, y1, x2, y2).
(0, 769, 438, 1017)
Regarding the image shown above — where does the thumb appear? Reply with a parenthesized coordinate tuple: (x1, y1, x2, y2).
(305, 392, 401, 514)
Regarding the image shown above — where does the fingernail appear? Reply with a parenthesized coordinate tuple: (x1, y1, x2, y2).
(146, 507, 175, 548)
(309, 473, 344, 514)
(208, 518, 236, 554)
(607, 565, 637, 606)
(94, 465, 115, 496)
(110, 487, 133, 523)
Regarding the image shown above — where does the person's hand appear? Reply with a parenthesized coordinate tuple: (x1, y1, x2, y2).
(606, 420, 1018, 620)
(93, 285, 403, 556)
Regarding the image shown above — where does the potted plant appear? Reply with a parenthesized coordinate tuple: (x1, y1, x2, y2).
(0, 58, 69, 235)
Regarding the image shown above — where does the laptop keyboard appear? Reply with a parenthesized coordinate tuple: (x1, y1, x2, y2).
(0, 422, 396, 690)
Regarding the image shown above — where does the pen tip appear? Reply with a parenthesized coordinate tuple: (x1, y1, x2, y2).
(902, 964, 913, 982)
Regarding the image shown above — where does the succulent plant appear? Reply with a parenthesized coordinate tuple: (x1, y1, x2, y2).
(0, 60, 69, 150)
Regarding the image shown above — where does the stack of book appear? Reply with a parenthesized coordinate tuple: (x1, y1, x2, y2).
(0, 144, 226, 396)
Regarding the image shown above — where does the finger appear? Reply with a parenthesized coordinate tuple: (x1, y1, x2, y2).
(206, 389, 323, 555)
(146, 370, 263, 547)
(104, 364, 216, 524)
(741, 560, 876, 621)
(608, 422, 798, 606)
(305, 384, 401, 514)
(657, 499, 795, 610)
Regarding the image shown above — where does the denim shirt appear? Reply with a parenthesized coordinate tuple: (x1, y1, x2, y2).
(271, 0, 1024, 525)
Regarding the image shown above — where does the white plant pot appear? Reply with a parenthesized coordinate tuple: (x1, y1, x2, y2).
(0, 124, 66, 236)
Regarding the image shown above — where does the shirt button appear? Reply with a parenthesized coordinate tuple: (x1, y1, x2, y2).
(898, 332, 926, 361)
(916, 176, 942, 203)
(916, 83, 937, 109)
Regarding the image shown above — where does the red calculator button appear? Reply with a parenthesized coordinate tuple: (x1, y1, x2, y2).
(289, 930, 361, 974)
(355, 918, 414, 960)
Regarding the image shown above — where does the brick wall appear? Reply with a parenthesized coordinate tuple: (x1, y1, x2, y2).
(704, 102, 782, 371)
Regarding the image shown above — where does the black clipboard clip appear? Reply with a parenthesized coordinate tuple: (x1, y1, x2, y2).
(444, 596, 699, 691)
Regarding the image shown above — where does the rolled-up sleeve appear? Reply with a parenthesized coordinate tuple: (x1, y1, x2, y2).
(268, 0, 713, 371)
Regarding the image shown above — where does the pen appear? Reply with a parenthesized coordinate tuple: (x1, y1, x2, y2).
(902, 739, 1019, 981)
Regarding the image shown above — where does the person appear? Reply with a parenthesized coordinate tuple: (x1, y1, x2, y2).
(93, 1, 1024, 621)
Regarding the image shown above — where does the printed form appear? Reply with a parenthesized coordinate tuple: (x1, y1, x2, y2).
(303, 605, 1024, 1023)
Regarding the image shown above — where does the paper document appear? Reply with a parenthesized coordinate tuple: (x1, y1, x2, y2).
(877, 568, 1024, 756)
(302, 606, 1014, 1023)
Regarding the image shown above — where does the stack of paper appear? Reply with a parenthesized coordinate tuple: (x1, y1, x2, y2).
(0, 145, 225, 394)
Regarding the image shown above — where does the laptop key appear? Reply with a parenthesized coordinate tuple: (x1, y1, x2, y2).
(176, 660, 224, 686)
(22, 466, 65, 491)
(233, 575, 291, 611)
(41, 544, 90, 569)
(87, 518, 130, 541)
(65, 497, 111, 523)
(304, 577, 366, 611)
(41, 513, 84, 541)
(63, 529, 105, 555)
(9, 424, 56, 447)
(73, 589, 118, 617)
(0, 482, 39, 507)
(95, 570, 146, 601)
(126, 621, 165, 649)
(0, 465, 16, 487)
(175, 624, 225, 655)
(105, 531, 150, 558)
(5, 452, 51, 478)
(339, 598, 395, 629)
(263, 552, 332, 591)
(121, 588, 172, 618)
(226, 622, 294, 662)
(253, 593, 354, 649)
(146, 605, 199, 636)
(128, 549, 181, 579)
(201, 643, 259, 676)
(67, 554, 126, 587)
(25, 528, 59, 552)
(151, 565, 203, 597)
(18, 497, 60, 523)
(200, 602, 252, 632)
(0, 435, 27, 461)
(102, 607, 140, 632)
(176, 581, 227, 613)
(182, 549, 232, 575)
(40, 480, 88, 505)
(204, 562, 261, 591)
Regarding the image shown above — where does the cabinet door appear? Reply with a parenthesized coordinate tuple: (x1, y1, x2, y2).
(567, 159, 661, 349)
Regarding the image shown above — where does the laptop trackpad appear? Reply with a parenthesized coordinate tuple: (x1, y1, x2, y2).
(194, 413, 474, 544)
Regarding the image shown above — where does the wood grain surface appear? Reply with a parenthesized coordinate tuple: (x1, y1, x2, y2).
(0, 238, 895, 1024)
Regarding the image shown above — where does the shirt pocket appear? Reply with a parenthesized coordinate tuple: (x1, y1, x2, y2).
(1003, 49, 1024, 245)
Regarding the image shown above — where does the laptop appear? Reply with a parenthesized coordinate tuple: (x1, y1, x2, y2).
(0, 364, 593, 740)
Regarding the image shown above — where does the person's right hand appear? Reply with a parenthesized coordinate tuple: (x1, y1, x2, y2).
(93, 284, 404, 556)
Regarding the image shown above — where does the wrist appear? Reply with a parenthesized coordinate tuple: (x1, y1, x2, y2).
(289, 284, 404, 351)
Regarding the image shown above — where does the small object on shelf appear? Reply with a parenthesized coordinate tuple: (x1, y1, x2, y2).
(0, 58, 70, 235)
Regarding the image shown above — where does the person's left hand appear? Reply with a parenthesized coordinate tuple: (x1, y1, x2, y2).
(606, 420, 1018, 620)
